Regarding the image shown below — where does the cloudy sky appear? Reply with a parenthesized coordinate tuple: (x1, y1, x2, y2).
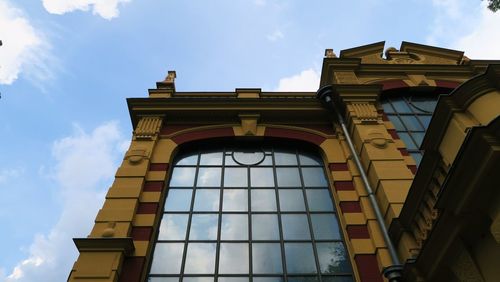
(0, 0, 499, 281)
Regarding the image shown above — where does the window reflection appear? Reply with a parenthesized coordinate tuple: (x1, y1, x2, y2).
(149, 144, 352, 279)
(219, 243, 249, 274)
(184, 243, 216, 274)
(253, 243, 283, 273)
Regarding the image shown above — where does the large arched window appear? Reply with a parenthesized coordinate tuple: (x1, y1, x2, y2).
(148, 142, 353, 282)
(381, 94, 440, 165)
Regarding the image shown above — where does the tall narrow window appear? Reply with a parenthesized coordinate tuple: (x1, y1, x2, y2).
(148, 143, 353, 282)
(382, 95, 440, 165)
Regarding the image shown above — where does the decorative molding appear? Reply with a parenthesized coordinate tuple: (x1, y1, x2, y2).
(134, 116, 163, 140)
(125, 148, 149, 165)
(102, 222, 116, 237)
(366, 129, 389, 148)
(349, 102, 379, 124)
(238, 114, 260, 136)
(325, 48, 337, 58)
(73, 238, 135, 255)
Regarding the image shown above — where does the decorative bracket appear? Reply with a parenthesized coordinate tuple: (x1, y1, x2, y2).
(134, 116, 163, 140)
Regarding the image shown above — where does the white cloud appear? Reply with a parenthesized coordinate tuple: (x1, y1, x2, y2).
(453, 5, 500, 59)
(42, 0, 131, 20)
(428, 1, 500, 59)
(0, 168, 23, 184)
(266, 29, 284, 42)
(2, 121, 126, 282)
(0, 0, 53, 85)
(275, 68, 320, 92)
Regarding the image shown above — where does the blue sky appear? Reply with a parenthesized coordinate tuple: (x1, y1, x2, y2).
(0, 0, 499, 281)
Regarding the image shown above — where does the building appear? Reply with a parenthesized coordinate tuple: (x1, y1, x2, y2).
(68, 42, 500, 282)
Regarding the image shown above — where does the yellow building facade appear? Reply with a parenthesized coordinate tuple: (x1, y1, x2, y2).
(68, 42, 500, 282)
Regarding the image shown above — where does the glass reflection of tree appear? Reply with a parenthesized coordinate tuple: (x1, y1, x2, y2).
(325, 243, 345, 274)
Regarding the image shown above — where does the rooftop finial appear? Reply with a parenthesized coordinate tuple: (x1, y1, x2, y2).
(156, 70, 177, 90)
(325, 49, 337, 58)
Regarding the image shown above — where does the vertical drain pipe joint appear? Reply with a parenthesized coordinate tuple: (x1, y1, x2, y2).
(316, 85, 403, 282)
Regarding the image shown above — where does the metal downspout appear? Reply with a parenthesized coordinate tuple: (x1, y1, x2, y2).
(316, 85, 403, 281)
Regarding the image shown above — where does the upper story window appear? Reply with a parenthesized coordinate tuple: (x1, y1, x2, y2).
(381, 95, 439, 165)
(148, 142, 353, 282)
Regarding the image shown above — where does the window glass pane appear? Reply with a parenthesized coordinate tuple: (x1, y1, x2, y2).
(224, 168, 248, 187)
(193, 189, 220, 211)
(391, 98, 411, 113)
(400, 115, 424, 131)
(411, 132, 425, 146)
(311, 214, 341, 240)
(287, 277, 318, 282)
(252, 214, 279, 240)
(250, 167, 275, 187)
(279, 190, 306, 211)
(387, 115, 405, 131)
(321, 276, 354, 282)
(251, 190, 277, 211)
(306, 190, 335, 212)
(158, 214, 188, 240)
(410, 98, 437, 113)
(282, 215, 311, 240)
(225, 154, 238, 166)
(175, 153, 198, 166)
(150, 243, 184, 274)
(285, 243, 317, 273)
(200, 152, 223, 165)
(197, 168, 221, 187)
(381, 102, 394, 113)
(253, 243, 283, 273)
(184, 243, 216, 274)
(218, 278, 249, 282)
(276, 168, 301, 187)
(316, 242, 351, 274)
(219, 243, 249, 274)
(183, 278, 214, 282)
(299, 154, 322, 166)
(233, 150, 265, 165)
(149, 278, 180, 282)
(274, 151, 297, 165)
(419, 115, 432, 128)
(253, 278, 284, 282)
(302, 167, 328, 187)
(165, 190, 192, 211)
(221, 214, 248, 240)
(398, 132, 417, 150)
(223, 190, 248, 211)
(189, 214, 218, 240)
(169, 167, 196, 187)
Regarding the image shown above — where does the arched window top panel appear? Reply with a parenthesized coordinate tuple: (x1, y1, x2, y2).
(148, 141, 354, 282)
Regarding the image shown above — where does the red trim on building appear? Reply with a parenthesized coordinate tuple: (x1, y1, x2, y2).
(407, 165, 417, 175)
(347, 225, 370, 239)
(302, 125, 336, 135)
(435, 80, 461, 89)
(387, 129, 399, 139)
(339, 201, 362, 213)
(380, 80, 409, 91)
(160, 125, 195, 135)
(355, 254, 383, 282)
(329, 163, 349, 171)
(334, 181, 355, 191)
(136, 203, 158, 214)
(143, 181, 164, 192)
(131, 227, 152, 241)
(265, 127, 326, 145)
(172, 127, 235, 145)
(381, 113, 389, 121)
(398, 148, 409, 156)
(149, 163, 169, 171)
(118, 257, 145, 282)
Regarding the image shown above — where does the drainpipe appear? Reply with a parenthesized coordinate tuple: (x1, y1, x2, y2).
(316, 85, 403, 281)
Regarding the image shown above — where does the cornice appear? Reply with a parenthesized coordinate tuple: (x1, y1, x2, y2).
(422, 64, 500, 151)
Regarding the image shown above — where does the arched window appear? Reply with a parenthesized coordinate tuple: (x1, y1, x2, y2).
(381, 94, 440, 165)
(147, 142, 353, 282)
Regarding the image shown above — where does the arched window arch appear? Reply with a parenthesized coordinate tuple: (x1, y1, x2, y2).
(147, 140, 353, 282)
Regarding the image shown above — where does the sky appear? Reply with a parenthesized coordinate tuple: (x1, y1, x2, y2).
(0, 0, 499, 281)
